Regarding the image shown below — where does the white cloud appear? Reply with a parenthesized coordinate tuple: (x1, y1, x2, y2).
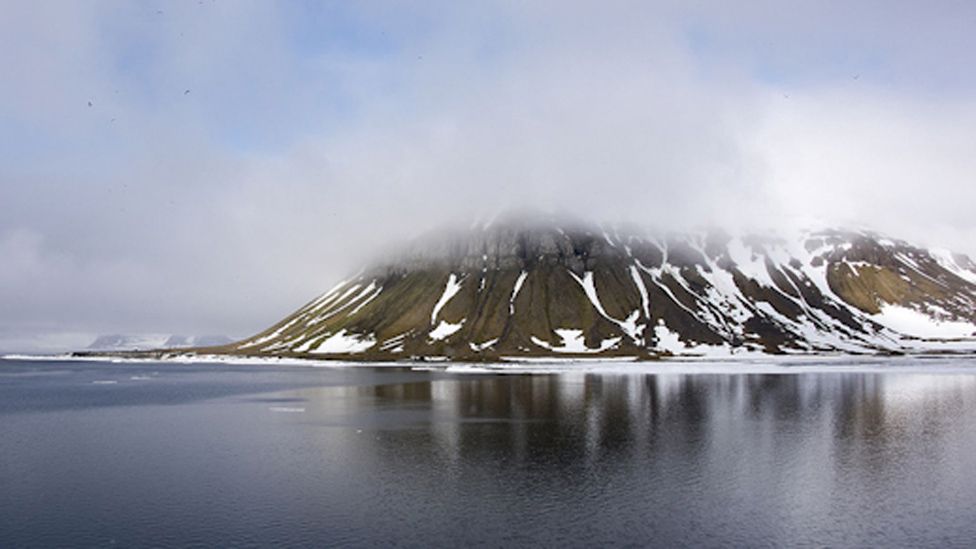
(752, 87, 976, 250)
(2, 1, 975, 350)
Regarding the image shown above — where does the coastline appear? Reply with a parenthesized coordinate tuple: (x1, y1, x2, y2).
(5, 350, 976, 376)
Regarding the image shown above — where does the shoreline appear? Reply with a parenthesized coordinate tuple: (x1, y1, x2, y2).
(4, 351, 976, 375)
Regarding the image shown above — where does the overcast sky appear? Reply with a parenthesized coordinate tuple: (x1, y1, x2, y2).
(2, 1, 976, 351)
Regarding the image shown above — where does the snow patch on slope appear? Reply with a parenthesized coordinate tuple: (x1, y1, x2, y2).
(431, 274, 463, 324)
(306, 283, 370, 326)
(470, 338, 499, 352)
(346, 283, 382, 316)
(930, 249, 976, 285)
(620, 310, 642, 343)
(871, 304, 976, 339)
(629, 265, 651, 320)
(532, 329, 621, 354)
(510, 271, 528, 314)
(307, 330, 375, 354)
(652, 321, 737, 357)
(727, 238, 776, 288)
(430, 320, 464, 341)
(379, 332, 409, 353)
(569, 271, 641, 342)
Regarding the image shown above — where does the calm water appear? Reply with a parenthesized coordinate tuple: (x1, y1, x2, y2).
(3, 358, 976, 547)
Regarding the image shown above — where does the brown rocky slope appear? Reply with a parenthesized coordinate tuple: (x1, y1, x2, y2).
(209, 216, 976, 360)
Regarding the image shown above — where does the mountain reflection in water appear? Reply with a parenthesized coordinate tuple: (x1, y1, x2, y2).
(2, 359, 976, 547)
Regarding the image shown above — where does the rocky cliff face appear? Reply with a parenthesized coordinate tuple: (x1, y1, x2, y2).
(224, 216, 976, 360)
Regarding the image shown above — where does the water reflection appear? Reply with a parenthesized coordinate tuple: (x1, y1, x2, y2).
(294, 372, 976, 477)
(5, 361, 976, 547)
(330, 374, 976, 457)
(258, 371, 976, 545)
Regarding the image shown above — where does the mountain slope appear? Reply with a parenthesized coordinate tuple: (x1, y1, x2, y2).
(223, 218, 976, 360)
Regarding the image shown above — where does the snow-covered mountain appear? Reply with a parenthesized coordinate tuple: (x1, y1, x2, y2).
(88, 334, 232, 351)
(222, 216, 976, 360)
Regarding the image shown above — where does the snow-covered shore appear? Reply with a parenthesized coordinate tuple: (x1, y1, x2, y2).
(5, 351, 976, 376)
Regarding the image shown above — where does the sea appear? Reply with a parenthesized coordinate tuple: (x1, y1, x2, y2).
(3, 356, 976, 547)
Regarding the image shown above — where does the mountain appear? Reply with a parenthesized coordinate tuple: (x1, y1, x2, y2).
(218, 215, 976, 360)
(88, 334, 233, 351)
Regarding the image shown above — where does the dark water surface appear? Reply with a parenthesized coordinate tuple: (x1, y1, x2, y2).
(3, 358, 976, 547)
